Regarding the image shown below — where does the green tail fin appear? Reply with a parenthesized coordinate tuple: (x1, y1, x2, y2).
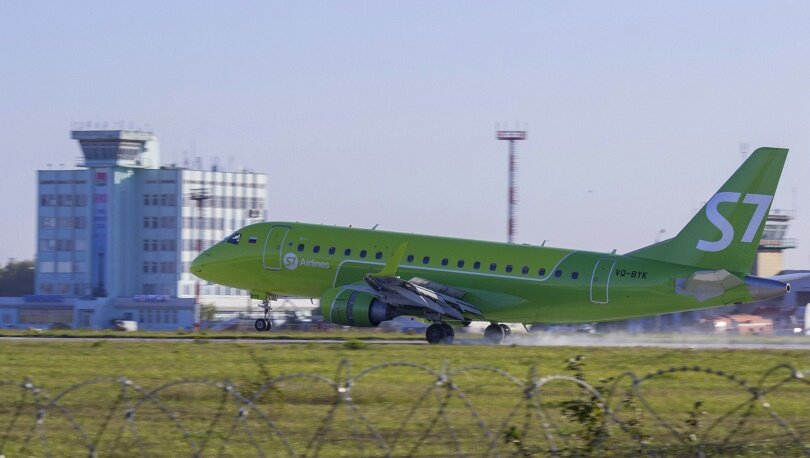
(628, 147, 788, 274)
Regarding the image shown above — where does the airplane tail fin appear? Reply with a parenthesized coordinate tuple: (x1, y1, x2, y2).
(628, 147, 788, 274)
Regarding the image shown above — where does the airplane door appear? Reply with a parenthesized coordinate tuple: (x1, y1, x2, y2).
(263, 225, 290, 270)
(590, 259, 615, 304)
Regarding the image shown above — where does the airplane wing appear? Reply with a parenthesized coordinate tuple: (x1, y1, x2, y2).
(342, 242, 482, 322)
(340, 275, 482, 321)
(363, 274, 482, 320)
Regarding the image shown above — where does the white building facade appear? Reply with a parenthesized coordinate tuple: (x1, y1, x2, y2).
(5, 129, 269, 330)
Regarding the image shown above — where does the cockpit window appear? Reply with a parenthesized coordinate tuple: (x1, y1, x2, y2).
(225, 232, 241, 245)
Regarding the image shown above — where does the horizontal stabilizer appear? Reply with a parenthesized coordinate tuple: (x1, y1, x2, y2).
(675, 270, 743, 301)
(768, 272, 810, 283)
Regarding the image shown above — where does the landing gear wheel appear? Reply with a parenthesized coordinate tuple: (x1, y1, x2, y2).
(484, 323, 506, 344)
(254, 318, 271, 332)
(499, 324, 512, 340)
(426, 323, 445, 344)
(440, 323, 455, 344)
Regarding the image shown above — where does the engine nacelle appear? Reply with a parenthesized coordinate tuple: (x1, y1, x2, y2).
(320, 287, 391, 327)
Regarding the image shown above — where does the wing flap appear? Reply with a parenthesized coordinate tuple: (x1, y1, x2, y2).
(364, 274, 481, 320)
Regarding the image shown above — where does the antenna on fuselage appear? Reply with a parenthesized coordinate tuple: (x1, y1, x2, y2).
(372, 224, 379, 230)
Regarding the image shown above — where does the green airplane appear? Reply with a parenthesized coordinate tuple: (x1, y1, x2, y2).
(191, 147, 797, 344)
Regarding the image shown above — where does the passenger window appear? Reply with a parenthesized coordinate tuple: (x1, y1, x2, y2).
(521, 266, 529, 274)
(360, 250, 367, 258)
(248, 236, 257, 244)
(571, 272, 579, 280)
(457, 260, 465, 268)
(441, 258, 448, 266)
(375, 251, 382, 260)
(555, 270, 562, 278)
(407, 255, 414, 263)
(329, 247, 336, 255)
(225, 232, 241, 245)
(297, 243, 304, 252)
(473, 261, 481, 270)
(344, 248, 352, 256)
(313, 245, 320, 253)
(489, 263, 497, 271)
(506, 265, 513, 273)
(538, 268, 546, 276)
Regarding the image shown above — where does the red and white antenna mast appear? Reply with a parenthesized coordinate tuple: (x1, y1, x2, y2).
(496, 129, 527, 243)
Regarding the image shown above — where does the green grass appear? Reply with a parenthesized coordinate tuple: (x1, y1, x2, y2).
(0, 327, 426, 341)
(0, 337, 808, 456)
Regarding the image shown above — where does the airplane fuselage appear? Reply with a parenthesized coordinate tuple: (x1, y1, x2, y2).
(193, 221, 756, 324)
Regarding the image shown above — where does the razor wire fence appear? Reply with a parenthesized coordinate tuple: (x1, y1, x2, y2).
(0, 360, 808, 457)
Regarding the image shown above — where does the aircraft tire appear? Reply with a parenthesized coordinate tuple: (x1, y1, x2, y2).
(254, 318, 271, 332)
(484, 323, 505, 344)
(499, 324, 511, 340)
(440, 323, 454, 344)
(425, 323, 446, 344)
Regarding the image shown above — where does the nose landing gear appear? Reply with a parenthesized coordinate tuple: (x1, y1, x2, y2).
(254, 318, 271, 332)
(253, 293, 274, 332)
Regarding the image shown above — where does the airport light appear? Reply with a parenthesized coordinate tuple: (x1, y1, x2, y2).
(190, 187, 210, 331)
(496, 130, 527, 243)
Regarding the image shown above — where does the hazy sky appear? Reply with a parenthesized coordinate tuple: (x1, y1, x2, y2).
(2, 1, 809, 268)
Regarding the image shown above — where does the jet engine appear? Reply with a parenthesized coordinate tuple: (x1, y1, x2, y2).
(320, 287, 392, 327)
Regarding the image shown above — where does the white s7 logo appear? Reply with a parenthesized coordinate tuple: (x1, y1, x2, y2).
(696, 193, 772, 252)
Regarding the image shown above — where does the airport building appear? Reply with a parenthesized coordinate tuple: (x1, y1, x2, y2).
(0, 129, 267, 330)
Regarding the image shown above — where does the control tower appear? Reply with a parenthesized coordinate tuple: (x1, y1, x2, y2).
(753, 209, 797, 276)
(72, 130, 160, 169)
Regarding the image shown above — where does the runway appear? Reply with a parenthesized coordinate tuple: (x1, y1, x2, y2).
(2, 335, 810, 350)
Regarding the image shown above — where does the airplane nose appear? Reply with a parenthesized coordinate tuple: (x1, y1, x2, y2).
(190, 252, 210, 277)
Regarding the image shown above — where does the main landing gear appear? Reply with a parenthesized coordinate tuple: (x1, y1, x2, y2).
(425, 322, 455, 344)
(254, 295, 273, 332)
(484, 323, 511, 344)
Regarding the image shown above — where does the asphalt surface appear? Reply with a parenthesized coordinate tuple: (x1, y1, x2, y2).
(2, 335, 810, 349)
